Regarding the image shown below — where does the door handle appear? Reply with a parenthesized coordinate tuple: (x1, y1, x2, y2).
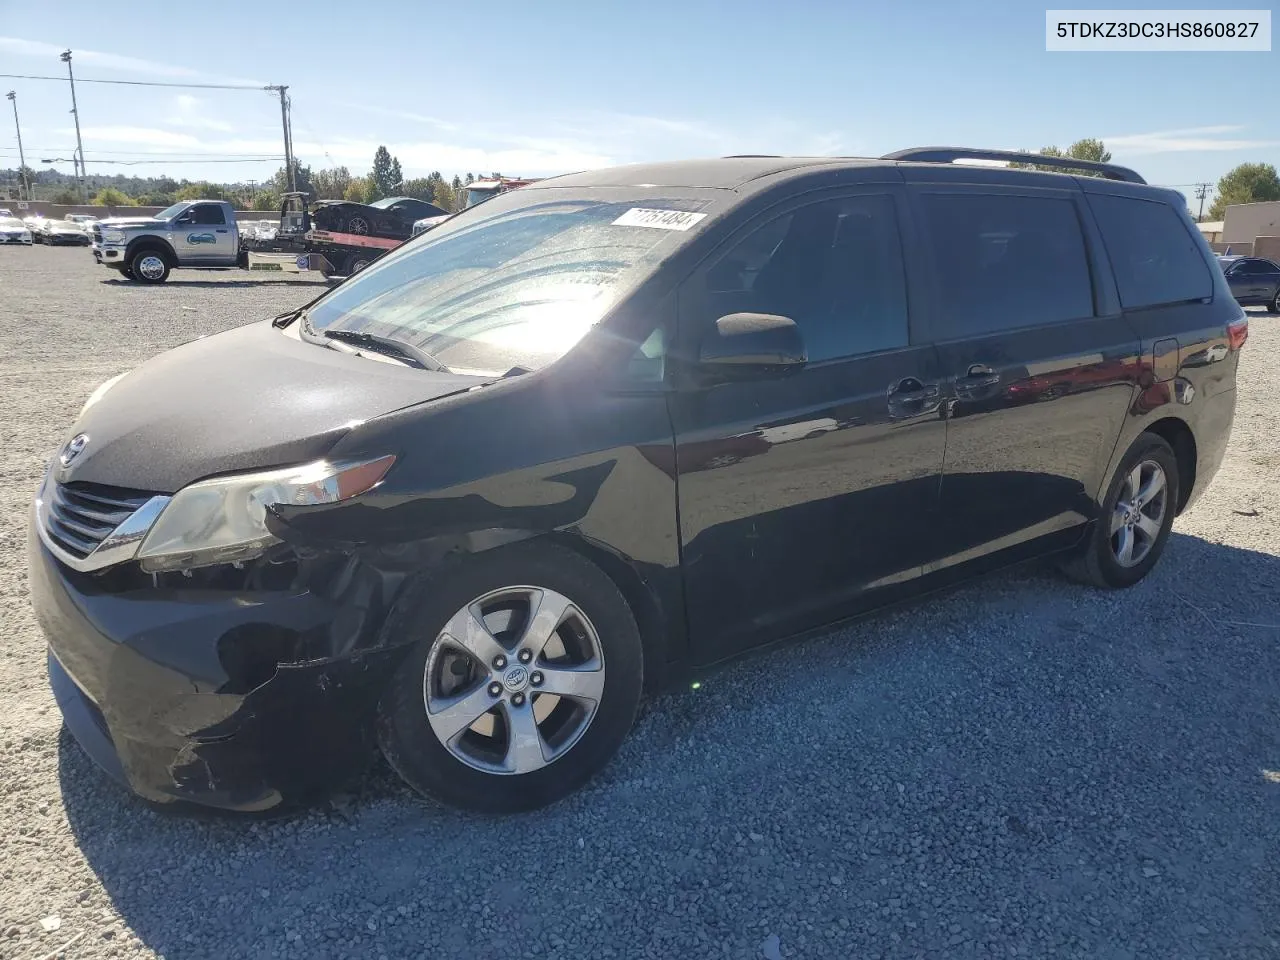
(216, 229, 228, 233)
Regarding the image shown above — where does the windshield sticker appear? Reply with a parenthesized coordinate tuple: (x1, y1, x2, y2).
(611, 208, 707, 231)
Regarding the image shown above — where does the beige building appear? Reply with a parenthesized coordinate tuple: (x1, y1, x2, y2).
(1196, 220, 1224, 243)
(1222, 200, 1280, 245)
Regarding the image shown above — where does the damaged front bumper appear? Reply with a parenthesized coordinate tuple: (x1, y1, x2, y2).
(28, 515, 410, 812)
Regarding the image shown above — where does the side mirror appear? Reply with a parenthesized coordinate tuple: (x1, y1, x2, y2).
(698, 313, 807, 378)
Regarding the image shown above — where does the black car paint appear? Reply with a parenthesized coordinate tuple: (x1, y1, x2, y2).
(1219, 256, 1280, 307)
(310, 198, 449, 241)
(30, 158, 1242, 811)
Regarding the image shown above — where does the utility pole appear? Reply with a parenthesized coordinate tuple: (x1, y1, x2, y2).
(60, 49, 88, 203)
(1194, 182, 1212, 222)
(268, 85, 296, 193)
(5, 91, 29, 201)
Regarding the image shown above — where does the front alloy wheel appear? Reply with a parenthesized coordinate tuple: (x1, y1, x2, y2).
(424, 587, 605, 775)
(377, 543, 643, 813)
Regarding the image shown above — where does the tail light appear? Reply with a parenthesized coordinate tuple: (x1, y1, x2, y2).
(1227, 317, 1249, 352)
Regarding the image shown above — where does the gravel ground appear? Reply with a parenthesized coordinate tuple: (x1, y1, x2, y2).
(2, 245, 1279, 960)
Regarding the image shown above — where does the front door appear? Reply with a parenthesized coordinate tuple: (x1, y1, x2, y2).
(908, 185, 1142, 569)
(669, 188, 947, 663)
(176, 203, 230, 264)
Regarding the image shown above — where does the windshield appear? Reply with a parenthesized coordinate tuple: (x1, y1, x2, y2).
(368, 197, 403, 209)
(465, 187, 500, 208)
(153, 202, 191, 220)
(305, 189, 715, 375)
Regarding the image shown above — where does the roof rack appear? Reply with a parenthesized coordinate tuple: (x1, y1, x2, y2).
(722, 154, 782, 159)
(882, 147, 1145, 184)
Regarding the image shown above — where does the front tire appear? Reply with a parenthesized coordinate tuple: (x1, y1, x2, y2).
(1060, 433, 1179, 588)
(377, 542, 643, 813)
(1272, 290, 1280, 314)
(345, 253, 374, 275)
(128, 250, 170, 284)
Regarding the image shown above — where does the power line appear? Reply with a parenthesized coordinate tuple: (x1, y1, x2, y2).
(0, 73, 269, 91)
(3, 147, 284, 157)
(25, 156, 284, 166)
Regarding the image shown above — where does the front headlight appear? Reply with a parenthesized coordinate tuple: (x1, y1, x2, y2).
(136, 455, 396, 573)
(102, 229, 127, 243)
(21, 231, 31, 241)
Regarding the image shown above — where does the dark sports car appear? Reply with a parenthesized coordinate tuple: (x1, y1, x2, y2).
(311, 196, 449, 240)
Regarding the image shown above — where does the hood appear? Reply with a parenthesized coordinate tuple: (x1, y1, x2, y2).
(56, 320, 485, 493)
(46, 221, 87, 232)
(97, 216, 164, 228)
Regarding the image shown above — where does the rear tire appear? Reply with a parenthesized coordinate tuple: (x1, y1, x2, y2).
(345, 253, 374, 275)
(1060, 433, 1179, 589)
(1272, 290, 1280, 314)
(377, 541, 643, 813)
(128, 249, 170, 284)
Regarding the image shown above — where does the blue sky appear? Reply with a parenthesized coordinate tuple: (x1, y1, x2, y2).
(1, 0, 1276, 209)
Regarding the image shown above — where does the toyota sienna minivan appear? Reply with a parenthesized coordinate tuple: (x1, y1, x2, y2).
(29, 148, 1246, 814)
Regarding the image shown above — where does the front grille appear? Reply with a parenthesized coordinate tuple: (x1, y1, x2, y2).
(46, 482, 153, 559)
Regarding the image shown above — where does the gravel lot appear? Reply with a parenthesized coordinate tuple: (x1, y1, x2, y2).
(2, 245, 1279, 960)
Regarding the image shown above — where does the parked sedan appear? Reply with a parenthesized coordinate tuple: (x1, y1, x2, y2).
(311, 196, 449, 240)
(42, 219, 93, 246)
(0, 216, 33, 245)
(1219, 256, 1280, 312)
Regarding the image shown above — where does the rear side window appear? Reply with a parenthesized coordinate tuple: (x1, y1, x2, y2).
(920, 193, 1094, 338)
(1088, 194, 1211, 309)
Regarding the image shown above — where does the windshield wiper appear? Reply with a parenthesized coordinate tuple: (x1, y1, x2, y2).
(321, 329, 450, 372)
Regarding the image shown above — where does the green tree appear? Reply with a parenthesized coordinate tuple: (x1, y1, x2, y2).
(433, 179, 455, 211)
(464, 172, 475, 185)
(137, 192, 176, 206)
(91, 186, 138, 206)
(343, 178, 373, 202)
(451, 174, 462, 192)
(268, 160, 313, 197)
(1208, 162, 1280, 220)
(399, 177, 435, 200)
(1012, 139, 1113, 176)
(174, 181, 228, 201)
(370, 146, 403, 200)
(312, 166, 353, 200)
(51, 188, 78, 205)
(251, 191, 281, 212)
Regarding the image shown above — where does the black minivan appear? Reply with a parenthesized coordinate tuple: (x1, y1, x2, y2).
(29, 148, 1246, 814)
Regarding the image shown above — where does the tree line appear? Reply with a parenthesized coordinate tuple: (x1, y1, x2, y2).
(1011, 139, 1279, 221)
(6, 141, 1278, 221)
(1, 146, 503, 213)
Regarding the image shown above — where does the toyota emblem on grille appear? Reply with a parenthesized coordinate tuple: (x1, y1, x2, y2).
(59, 434, 89, 467)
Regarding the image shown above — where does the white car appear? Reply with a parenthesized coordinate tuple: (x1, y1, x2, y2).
(64, 214, 100, 235)
(0, 216, 34, 245)
(0, 207, 13, 217)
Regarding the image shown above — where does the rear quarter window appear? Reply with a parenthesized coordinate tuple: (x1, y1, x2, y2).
(1087, 194, 1211, 309)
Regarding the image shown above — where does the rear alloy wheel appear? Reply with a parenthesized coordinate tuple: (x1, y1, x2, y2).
(345, 253, 374, 275)
(1060, 433, 1179, 588)
(129, 251, 170, 284)
(377, 543, 643, 812)
(1272, 290, 1280, 314)
(345, 215, 370, 235)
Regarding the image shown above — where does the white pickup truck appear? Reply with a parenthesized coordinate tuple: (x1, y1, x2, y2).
(92, 200, 240, 283)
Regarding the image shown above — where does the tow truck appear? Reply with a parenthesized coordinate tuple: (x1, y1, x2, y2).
(242, 192, 408, 278)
